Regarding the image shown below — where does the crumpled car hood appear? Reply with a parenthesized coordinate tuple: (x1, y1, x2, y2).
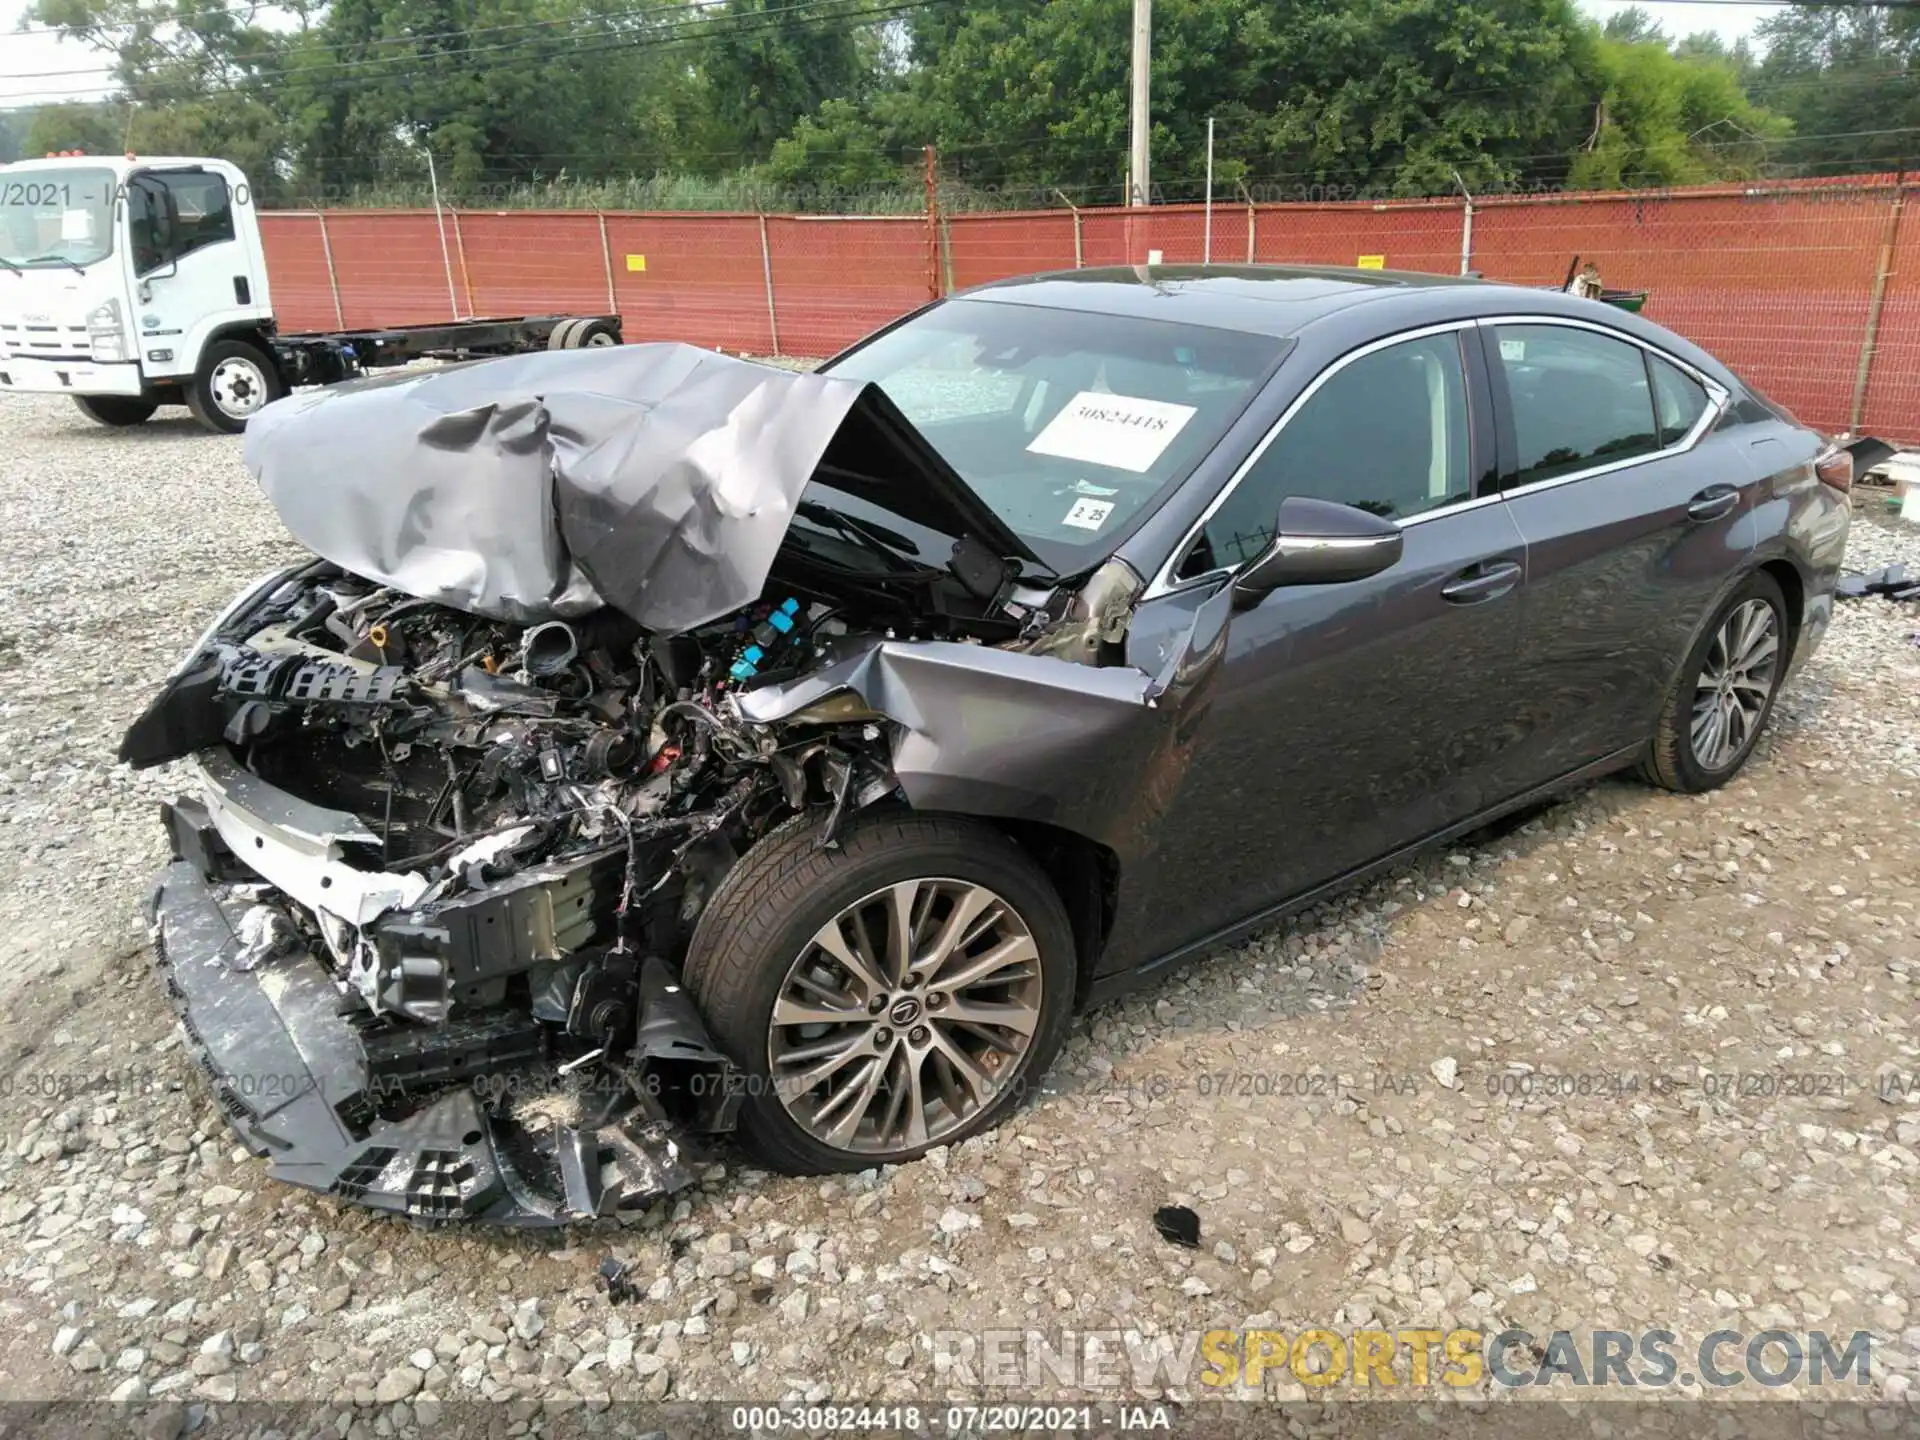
(243, 342, 1035, 635)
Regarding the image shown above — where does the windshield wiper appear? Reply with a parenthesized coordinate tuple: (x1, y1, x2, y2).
(0, 257, 19, 275)
(795, 499, 943, 576)
(22, 254, 85, 274)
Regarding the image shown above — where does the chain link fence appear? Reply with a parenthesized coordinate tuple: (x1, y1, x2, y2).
(259, 175, 1919, 442)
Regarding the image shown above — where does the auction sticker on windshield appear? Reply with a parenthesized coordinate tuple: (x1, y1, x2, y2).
(1061, 497, 1116, 530)
(1027, 391, 1197, 473)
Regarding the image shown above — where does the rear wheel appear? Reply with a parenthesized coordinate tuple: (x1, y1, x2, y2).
(547, 318, 585, 349)
(683, 810, 1075, 1174)
(573, 317, 619, 347)
(73, 395, 157, 427)
(1643, 571, 1788, 792)
(187, 340, 285, 433)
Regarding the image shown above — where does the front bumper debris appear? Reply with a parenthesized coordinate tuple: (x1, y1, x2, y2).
(149, 846, 715, 1227)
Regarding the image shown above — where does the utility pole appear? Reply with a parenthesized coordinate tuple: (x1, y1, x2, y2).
(1128, 0, 1150, 207)
(1203, 116, 1214, 262)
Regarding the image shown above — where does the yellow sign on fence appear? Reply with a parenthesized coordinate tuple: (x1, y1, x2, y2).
(1357, 254, 1386, 270)
(626, 254, 647, 272)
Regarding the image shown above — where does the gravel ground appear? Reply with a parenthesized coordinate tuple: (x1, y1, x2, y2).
(0, 391, 1917, 1430)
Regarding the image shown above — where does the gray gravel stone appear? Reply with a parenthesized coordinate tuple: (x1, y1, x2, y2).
(0, 392, 1915, 1408)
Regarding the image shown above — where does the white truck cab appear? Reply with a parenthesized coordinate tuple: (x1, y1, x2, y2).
(0, 153, 280, 431)
(3, 152, 622, 432)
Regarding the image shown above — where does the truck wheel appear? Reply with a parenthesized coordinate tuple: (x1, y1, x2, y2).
(547, 319, 585, 350)
(574, 318, 620, 347)
(186, 340, 285, 434)
(73, 395, 157, 427)
(683, 809, 1075, 1174)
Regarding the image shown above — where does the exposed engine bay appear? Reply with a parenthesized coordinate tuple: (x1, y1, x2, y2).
(163, 564, 916, 1013)
(127, 554, 1078, 1223)
(122, 342, 1222, 1225)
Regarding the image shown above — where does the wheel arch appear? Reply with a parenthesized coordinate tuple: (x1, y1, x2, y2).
(1755, 554, 1807, 665)
(1658, 556, 1800, 708)
(907, 809, 1119, 1009)
(200, 322, 280, 369)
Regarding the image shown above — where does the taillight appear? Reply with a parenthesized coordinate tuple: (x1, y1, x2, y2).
(1815, 444, 1852, 492)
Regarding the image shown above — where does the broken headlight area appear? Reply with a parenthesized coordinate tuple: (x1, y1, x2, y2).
(128, 562, 907, 1224)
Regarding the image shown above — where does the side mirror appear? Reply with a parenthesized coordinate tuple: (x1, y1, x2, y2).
(1232, 495, 1405, 605)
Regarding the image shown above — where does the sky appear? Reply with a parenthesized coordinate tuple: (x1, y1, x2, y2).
(0, 0, 1794, 111)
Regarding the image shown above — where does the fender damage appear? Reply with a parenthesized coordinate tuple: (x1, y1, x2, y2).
(125, 344, 1230, 1225)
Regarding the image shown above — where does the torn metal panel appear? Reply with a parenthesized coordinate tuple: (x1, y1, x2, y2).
(151, 858, 705, 1226)
(243, 343, 1034, 636)
(734, 604, 1229, 854)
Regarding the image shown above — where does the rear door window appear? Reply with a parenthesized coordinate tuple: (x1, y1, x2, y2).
(1494, 324, 1659, 485)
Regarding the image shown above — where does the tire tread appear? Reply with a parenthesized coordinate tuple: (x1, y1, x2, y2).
(682, 808, 1072, 1174)
(1642, 571, 1786, 794)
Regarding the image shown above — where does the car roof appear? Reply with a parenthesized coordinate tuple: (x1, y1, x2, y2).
(953, 262, 1737, 388)
(955, 264, 1482, 336)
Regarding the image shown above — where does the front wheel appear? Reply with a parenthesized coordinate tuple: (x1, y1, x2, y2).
(73, 395, 157, 427)
(683, 810, 1075, 1173)
(1643, 570, 1788, 793)
(186, 339, 285, 434)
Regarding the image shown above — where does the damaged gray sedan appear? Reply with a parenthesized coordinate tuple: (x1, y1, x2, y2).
(122, 265, 1856, 1224)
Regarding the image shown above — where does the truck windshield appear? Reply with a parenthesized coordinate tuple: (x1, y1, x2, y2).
(0, 167, 117, 271)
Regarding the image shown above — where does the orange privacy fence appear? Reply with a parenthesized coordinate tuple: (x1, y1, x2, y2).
(259, 178, 1920, 443)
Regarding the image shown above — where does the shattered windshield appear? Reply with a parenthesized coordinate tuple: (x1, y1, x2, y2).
(0, 167, 117, 270)
(823, 298, 1285, 570)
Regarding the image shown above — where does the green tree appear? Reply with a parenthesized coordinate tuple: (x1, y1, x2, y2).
(22, 101, 122, 156)
(25, 0, 299, 191)
(892, 0, 1607, 201)
(765, 96, 905, 196)
(0, 108, 44, 163)
(1752, 6, 1920, 175)
(696, 0, 874, 164)
(1567, 30, 1790, 189)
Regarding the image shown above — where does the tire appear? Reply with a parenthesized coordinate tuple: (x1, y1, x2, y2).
(73, 395, 157, 427)
(1642, 570, 1788, 793)
(186, 339, 285, 434)
(547, 318, 585, 350)
(573, 318, 620, 348)
(684, 809, 1075, 1174)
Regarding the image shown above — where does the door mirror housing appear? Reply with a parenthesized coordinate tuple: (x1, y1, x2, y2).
(1232, 495, 1405, 605)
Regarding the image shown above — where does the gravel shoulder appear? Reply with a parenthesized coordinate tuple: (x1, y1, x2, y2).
(0, 391, 1915, 1422)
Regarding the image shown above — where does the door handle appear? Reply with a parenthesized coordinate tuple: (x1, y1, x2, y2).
(1440, 560, 1523, 605)
(1686, 485, 1739, 522)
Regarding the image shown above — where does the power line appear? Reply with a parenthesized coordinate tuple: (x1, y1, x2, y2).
(10, 0, 304, 37)
(0, 0, 904, 88)
(0, 0, 932, 103)
(1, 0, 737, 79)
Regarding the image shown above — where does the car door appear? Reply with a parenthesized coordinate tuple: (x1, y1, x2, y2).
(123, 168, 257, 372)
(1117, 322, 1531, 964)
(1483, 318, 1753, 793)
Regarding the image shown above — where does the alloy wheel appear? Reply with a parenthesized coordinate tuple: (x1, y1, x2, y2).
(767, 878, 1043, 1155)
(210, 356, 269, 419)
(1691, 597, 1779, 770)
